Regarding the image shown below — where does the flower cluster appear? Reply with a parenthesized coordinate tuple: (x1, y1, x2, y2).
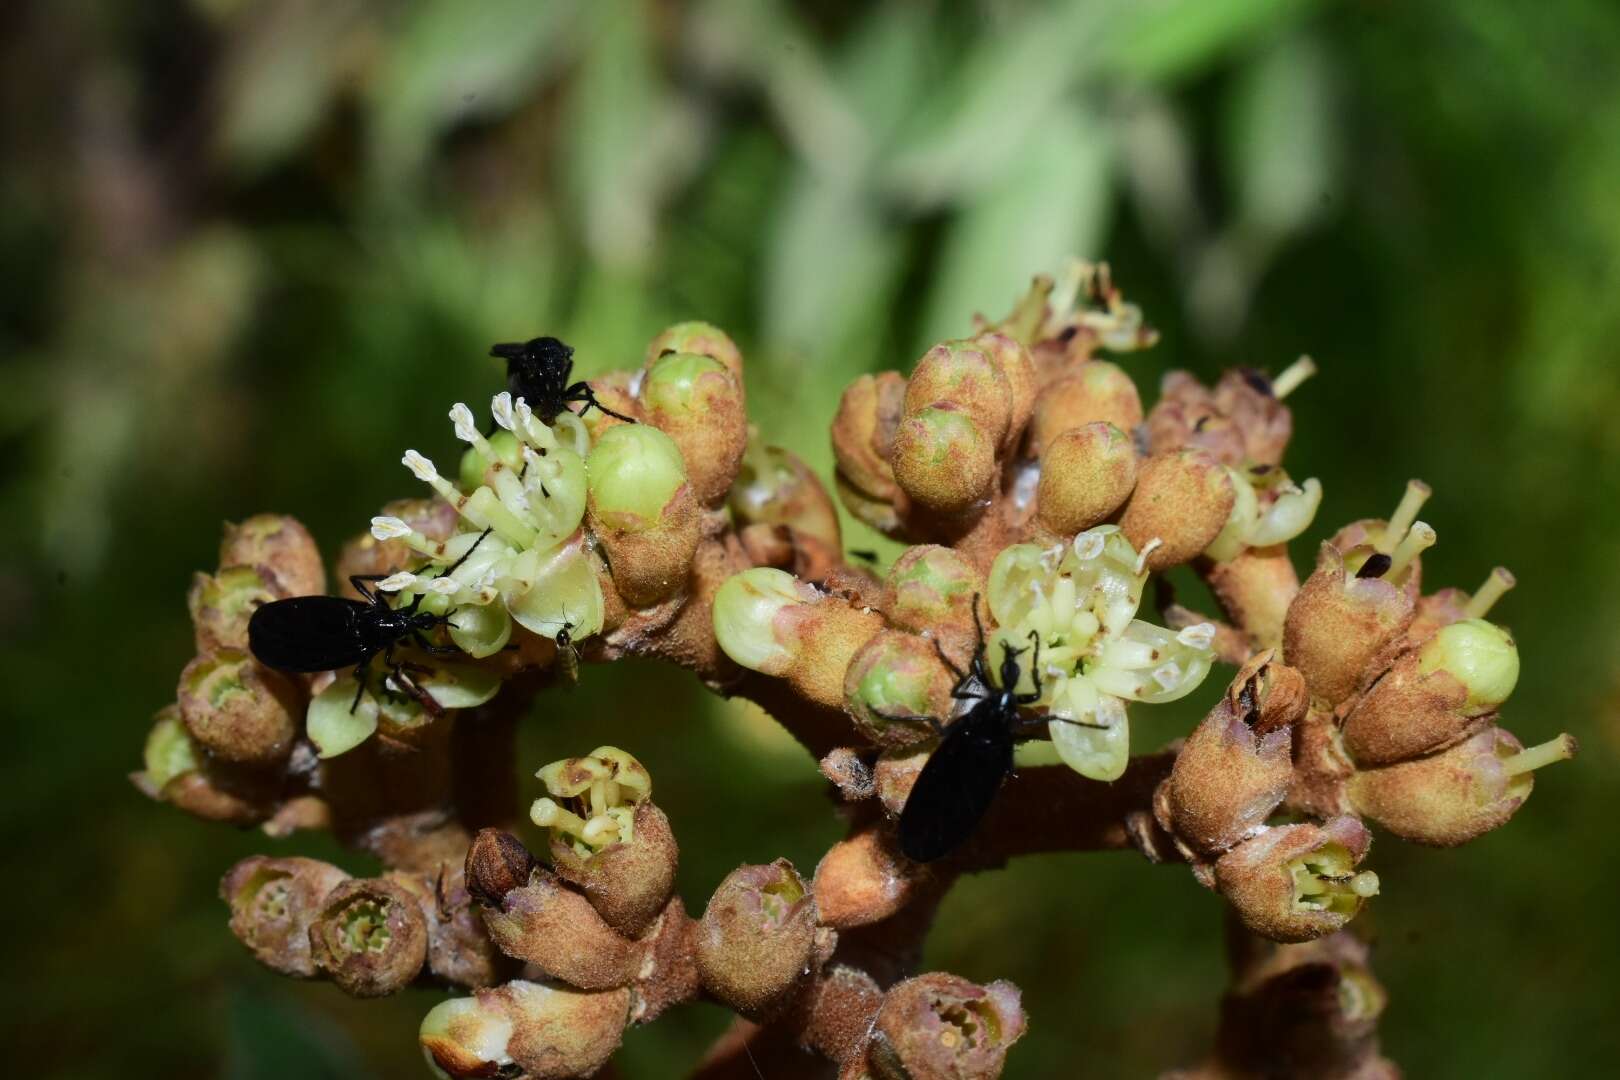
(134, 261, 1577, 1078)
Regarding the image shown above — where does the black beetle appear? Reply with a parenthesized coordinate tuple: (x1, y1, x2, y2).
(894, 600, 1105, 863)
(489, 336, 636, 425)
(247, 530, 490, 713)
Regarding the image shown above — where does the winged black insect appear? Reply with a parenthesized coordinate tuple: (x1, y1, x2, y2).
(488, 336, 636, 425)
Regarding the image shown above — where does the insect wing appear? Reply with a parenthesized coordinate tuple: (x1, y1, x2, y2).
(897, 709, 1013, 862)
(247, 596, 367, 673)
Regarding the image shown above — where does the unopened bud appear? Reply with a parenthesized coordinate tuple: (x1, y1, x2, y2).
(1028, 360, 1144, 457)
(831, 372, 907, 504)
(814, 827, 919, 929)
(309, 877, 429, 997)
(844, 630, 956, 748)
(420, 979, 630, 1080)
(891, 403, 998, 515)
(478, 868, 641, 990)
(585, 423, 701, 606)
(188, 565, 279, 652)
(221, 855, 349, 977)
(178, 649, 299, 765)
(867, 973, 1028, 1080)
(466, 828, 538, 909)
(884, 545, 985, 641)
(1035, 421, 1139, 536)
(1349, 726, 1575, 846)
(641, 352, 748, 504)
(645, 320, 744, 384)
(696, 859, 818, 1018)
(1120, 449, 1237, 571)
(904, 340, 1015, 451)
(1215, 817, 1378, 943)
(218, 513, 326, 596)
(1283, 545, 1415, 707)
(974, 333, 1038, 454)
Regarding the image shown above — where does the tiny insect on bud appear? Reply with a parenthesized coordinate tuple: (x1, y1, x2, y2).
(1215, 817, 1378, 943)
(696, 859, 818, 1019)
(420, 979, 631, 1080)
(890, 402, 998, 515)
(188, 565, 281, 652)
(309, 877, 430, 997)
(218, 513, 326, 597)
(640, 351, 749, 505)
(1120, 449, 1238, 572)
(1035, 421, 1139, 537)
(177, 649, 300, 765)
(867, 973, 1028, 1080)
(1348, 726, 1576, 846)
(1027, 360, 1144, 457)
(222, 855, 350, 977)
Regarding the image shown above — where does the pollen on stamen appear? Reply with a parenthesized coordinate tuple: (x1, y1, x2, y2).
(376, 571, 418, 592)
(1177, 623, 1217, 650)
(370, 516, 413, 541)
(403, 450, 440, 484)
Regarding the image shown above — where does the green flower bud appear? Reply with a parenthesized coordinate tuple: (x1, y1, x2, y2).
(891, 403, 997, 515)
(641, 352, 748, 505)
(885, 545, 984, 635)
(218, 514, 325, 597)
(586, 424, 688, 532)
(713, 567, 814, 675)
(644, 320, 744, 384)
(844, 630, 955, 747)
(1418, 619, 1519, 713)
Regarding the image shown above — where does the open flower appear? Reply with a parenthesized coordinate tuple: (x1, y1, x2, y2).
(985, 525, 1216, 780)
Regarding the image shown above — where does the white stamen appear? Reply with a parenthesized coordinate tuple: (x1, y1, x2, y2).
(515, 397, 536, 429)
(371, 516, 412, 540)
(403, 449, 440, 483)
(490, 392, 516, 431)
(377, 572, 418, 592)
(1152, 662, 1183, 691)
(450, 403, 480, 444)
(1134, 537, 1163, 576)
(1177, 622, 1217, 650)
(1073, 531, 1106, 562)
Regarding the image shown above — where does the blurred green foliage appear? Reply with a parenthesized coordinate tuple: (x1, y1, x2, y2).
(3, 0, 1618, 1076)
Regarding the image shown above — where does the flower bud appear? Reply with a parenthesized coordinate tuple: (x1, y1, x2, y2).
(814, 827, 919, 929)
(714, 568, 884, 708)
(641, 352, 748, 505)
(466, 828, 539, 909)
(884, 545, 985, 640)
(1282, 545, 1415, 708)
(420, 979, 630, 1080)
(1215, 817, 1378, 943)
(548, 799, 678, 938)
(730, 437, 843, 574)
(1162, 654, 1302, 857)
(1348, 726, 1576, 846)
(891, 403, 997, 515)
(1120, 449, 1237, 572)
(309, 876, 429, 997)
(479, 867, 641, 990)
(904, 340, 1014, 451)
(1027, 360, 1143, 456)
(832, 371, 908, 503)
(136, 706, 272, 824)
(867, 973, 1027, 1080)
(844, 630, 955, 748)
(221, 855, 349, 977)
(1342, 619, 1519, 766)
(974, 333, 1038, 454)
(218, 513, 326, 597)
(645, 320, 744, 385)
(585, 423, 701, 606)
(1035, 421, 1139, 536)
(188, 565, 279, 652)
(697, 859, 818, 1019)
(178, 649, 299, 765)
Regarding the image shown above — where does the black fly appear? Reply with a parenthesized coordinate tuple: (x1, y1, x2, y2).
(489, 336, 636, 425)
(895, 600, 1102, 863)
(247, 530, 491, 714)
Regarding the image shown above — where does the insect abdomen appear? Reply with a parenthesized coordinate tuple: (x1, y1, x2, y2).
(247, 596, 369, 673)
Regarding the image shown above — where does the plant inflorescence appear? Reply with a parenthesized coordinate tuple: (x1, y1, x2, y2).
(135, 260, 1575, 1078)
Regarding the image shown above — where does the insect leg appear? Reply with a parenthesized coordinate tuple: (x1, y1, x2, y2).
(1017, 629, 1044, 704)
(873, 708, 946, 736)
(567, 381, 638, 424)
(439, 527, 493, 578)
(932, 637, 967, 681)
(349, 574, 390, 604)
(349, 662, 369, 713)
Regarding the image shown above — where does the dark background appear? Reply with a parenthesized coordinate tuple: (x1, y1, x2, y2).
(3, 1, 1617, 1076)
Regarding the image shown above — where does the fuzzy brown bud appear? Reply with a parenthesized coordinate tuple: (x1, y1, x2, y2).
(1348, 726, 1575, 846)
(549, 801, 679, 938)
(884, 545, 985, 644)
(188, 565, 281, 651)
(904, 340, 1015, 452)
(1027, 360, 1143, 456)
(696, 859, 818, 1018)
(309, 877, 429, 997)
(1120, 449, 1237, 571)
(1215, 817, 1378, 943)
(177, 649, 300, 765)
(640, 351, 749, 505)
(1162, 653, 1301, 857)
(832, 372, 907, 505)
(420, 979, 630, 1080)
(645, 320, 744, 385)
(891, 402, 997, 515)
(974, 332, 1038, 454)
(218, 513, 326, 597)
(221, 855, 349, 977)
(814, 827, 919, 929)
(844, 630, 956, 748)
(1283, 545, 1414, 707)
(868, 973, 1028, 1080)
(466, 828, 539, 909)
(1035, 421, 1139, 536)
(391, 867, 509, 990)
(479, 868, 642, 990)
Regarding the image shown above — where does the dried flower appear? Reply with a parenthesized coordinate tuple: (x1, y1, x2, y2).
(178, 648, 299, 765)
(222, 855, 349, 977)
(867, 973, 1027, 1080)
(310, 876, 430, 997)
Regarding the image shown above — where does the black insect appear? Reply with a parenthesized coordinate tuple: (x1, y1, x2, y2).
(247, 530, 491, 713)
(848, 548, 879, 564)
(489, 336, 636, 425)
(895, 602, 1104, 863)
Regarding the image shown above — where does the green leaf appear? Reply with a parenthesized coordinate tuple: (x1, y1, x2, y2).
(1098, 0, 1323, 83)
